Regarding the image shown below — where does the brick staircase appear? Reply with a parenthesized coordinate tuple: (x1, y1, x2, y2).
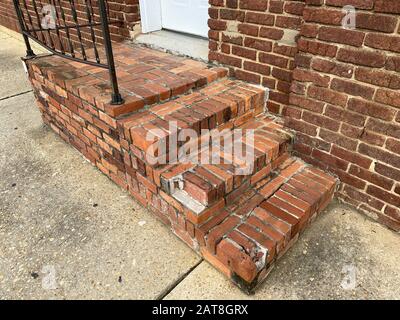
(26, 43, 337, 294)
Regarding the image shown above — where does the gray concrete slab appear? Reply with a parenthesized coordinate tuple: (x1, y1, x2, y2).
(0, 26, 47, 100)
(0, 92, 201, 299)
(166, 202, 400, 300)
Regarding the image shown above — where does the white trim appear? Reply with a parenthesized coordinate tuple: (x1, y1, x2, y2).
(139, 0, 162, 33)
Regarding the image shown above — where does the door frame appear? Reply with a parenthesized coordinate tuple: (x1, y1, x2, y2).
(139, 0, 162, 33)
(139, 0, 210, 35)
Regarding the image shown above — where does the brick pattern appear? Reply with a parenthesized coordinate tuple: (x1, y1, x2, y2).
(208, 0, 305, 114)
(0, 0, 139, 44)
(0, 0, 19, 31)
(6, 0, 398, 289)
(25, 45, 336, 293)
(185, 158, 335, 293)
(123, 79, 266, 165)
(285, 1, 400, 232)
(158, 116, 293, 225)
(29, 43, 227, 118)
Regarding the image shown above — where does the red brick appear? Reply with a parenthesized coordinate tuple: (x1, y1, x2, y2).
(375, 0, 400, 14)
(203, 164, 234, 194)
(348, 98, 396, 122)
(325, 0, 373, 10)
(269, 0, 284, 13)
(367, 185, 400, 207)
(311, 58, 353, 78)
(206, 216, 241, 254)
(259, 201, 300, 237)
(239, 0, 268, 11)
(365, 33, 400, 53)
(307, 85, 348, 107)
(337, 48, 386, 68)
(246, 216, 285, 252)
(349, 165, 393, 191)
(276, 16, 302, 30)
(355, 68, 400, 90)
(245, 12, 274, 26)
(252, 207, 291, 241)
(259, 27, 284, 40)
(303, 7, 344, 25)
(269, 195, 308, 224)
(285, 117, 318, 136)
(318, 26, 365, 47)
(314, 140, 347, 163)
(208, 19, 227, 31)
(331, 145, 371, 169)
(342, 186, 384, 211)
(185, 198, 226, 225)
(235, 194, 265, 216)
(331, 78, 374, 100)
(227, 230, 257, 255)
(216, 239, 258, 283)
(196, 209, 230, 246)
(359, 143, 400, 169)
(356, 13, 398, 33)
(259, 53, 288, 68)
(183, 172, 216, 206)
(375, 89, 400, 109)
(237, 223, 276, 261)
(238, 23, 259, 36)
(244, 37, 272, 52)
(293, 69, 330, 87)
(366, 118, 400, 140)
(235, 70, 261, 84)
(284, 2, 305, 15)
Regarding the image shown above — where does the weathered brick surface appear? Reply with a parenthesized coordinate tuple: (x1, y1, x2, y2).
(206, 1, 400, 232)
(284, 2, 400, 232)
(26, 44, 337, 293)
(200, 162, 336, 293)
(209, 0, 304, 114)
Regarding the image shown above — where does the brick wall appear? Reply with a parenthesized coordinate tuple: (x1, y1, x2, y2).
(0, 0, 140, 43)
(0, 0, 18, 31)
(208, 0, 400, 232)
(286, 0, 400, 232)
(208, 0, 304, 114)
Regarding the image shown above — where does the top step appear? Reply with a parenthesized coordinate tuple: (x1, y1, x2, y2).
(28, 43, 228, 118)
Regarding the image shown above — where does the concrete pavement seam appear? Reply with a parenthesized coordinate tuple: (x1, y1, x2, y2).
(157, 259, 203, 300)
(0, 90, 32, 102)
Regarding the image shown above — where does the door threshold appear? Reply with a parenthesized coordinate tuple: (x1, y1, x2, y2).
(134, 30, 209, 62)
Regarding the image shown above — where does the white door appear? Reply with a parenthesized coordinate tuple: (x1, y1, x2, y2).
(160, 0, 209, 38)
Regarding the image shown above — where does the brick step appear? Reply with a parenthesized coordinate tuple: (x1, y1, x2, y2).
(163, 155, 301, 225)
(155, 115, 292, 223)
(28, 43, 228, 119)
(26, 45, 338, 295)
(192, 161, 337, 293)
(118, 78, 267, 166)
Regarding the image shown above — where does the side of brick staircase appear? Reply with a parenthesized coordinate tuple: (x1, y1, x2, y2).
(25, 43, 337, 294)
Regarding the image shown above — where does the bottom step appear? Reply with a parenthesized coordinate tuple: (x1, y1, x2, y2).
(175, 159, 337, 293)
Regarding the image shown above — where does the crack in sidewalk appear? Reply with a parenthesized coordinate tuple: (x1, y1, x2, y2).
(157, 259, 203, 300)
(0, 90, 32, 102)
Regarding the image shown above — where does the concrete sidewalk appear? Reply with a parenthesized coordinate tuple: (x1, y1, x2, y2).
(0, 27, 399, 300)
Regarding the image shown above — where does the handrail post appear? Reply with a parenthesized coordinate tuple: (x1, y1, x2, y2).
(12, 0, 35, 58)
(98, 0, 124, 105)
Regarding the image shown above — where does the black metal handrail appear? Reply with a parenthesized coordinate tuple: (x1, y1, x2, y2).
(13, 0, 124, 105)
